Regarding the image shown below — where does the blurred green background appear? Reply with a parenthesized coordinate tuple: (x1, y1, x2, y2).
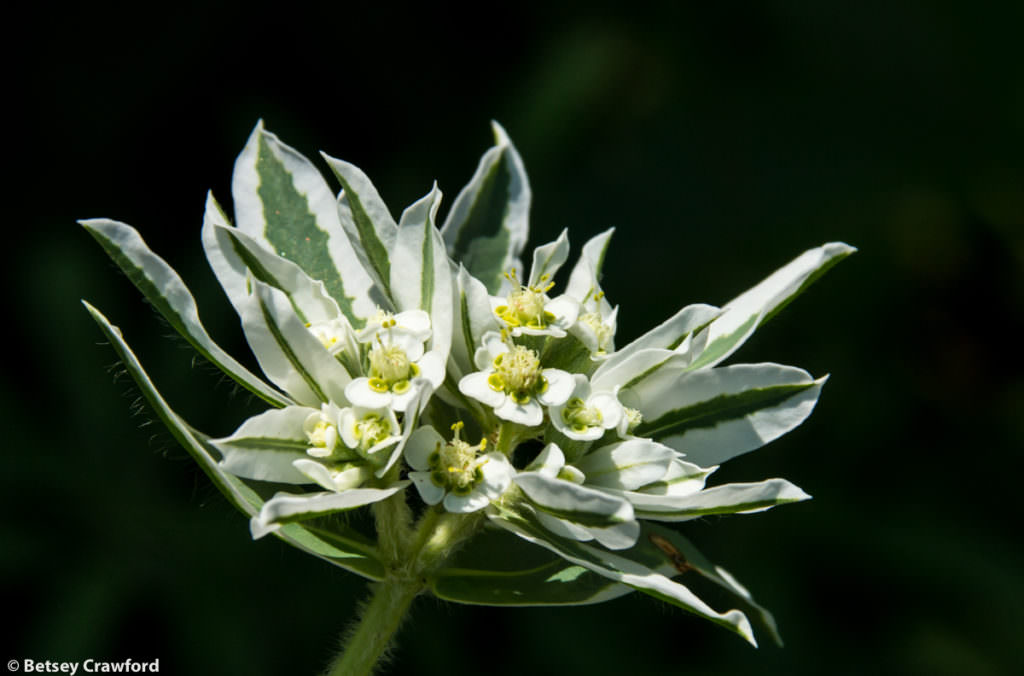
(5, 2, 1022, 674)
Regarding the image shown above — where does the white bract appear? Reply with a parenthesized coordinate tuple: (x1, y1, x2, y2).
(83, 120, 853, 648)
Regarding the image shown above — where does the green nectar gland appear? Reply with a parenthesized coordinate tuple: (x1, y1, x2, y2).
(428, 422, 487, 496)
(561, 396, 604, 434)
(494, 270, 556, 330)
(487, 338, 549, 404)
(352, 412, 393, 457)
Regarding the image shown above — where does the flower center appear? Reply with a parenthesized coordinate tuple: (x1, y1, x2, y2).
(561, 396, 604, 433)
(429, 422, 487, 495)
(579, 311, 612, 351)
(488, 344, 548, 404)
(495, 286, 555, 329)
(623, 407, 643, 433)
(353, 413, 392, 454)
(368, 343, 417, 392)
(304, 409, 338, 458)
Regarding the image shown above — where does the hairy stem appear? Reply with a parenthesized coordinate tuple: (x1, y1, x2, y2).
(327, 577, 420, 676)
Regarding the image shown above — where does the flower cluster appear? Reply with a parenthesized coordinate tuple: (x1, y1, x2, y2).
(83, 121, 853, 647)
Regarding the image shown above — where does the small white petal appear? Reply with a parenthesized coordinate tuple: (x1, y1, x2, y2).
(477, 453, 513, 498)
(404, 426, 444, 470)
(524, 443, 566, 477)
(416, 351, 446, 388)
(546, 294, 580, 327)
(444, 490, 491, 513)
(459, 371, 506, 408)
(345, 378, 393, 409)
(409, 471, 445, 505)
(494, 396, 543, 426)
(537, 368, 574, 407)
(589, 391, 624, 430)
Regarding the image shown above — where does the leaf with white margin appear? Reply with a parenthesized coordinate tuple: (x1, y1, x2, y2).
(489, 505, 757, 645)
(565, 227, 613, 307)
(598, 303, 720, 377)
(211, 406, 321, 485)
(321, 153, 398, 301)
(686, 242, 856, 370)
(449, 264, 501, 379)
(81, 218, 292, 408)
(231, 122, 379, 327)
(390, 184, 453, 363)
(573, 439, 676, 491)
(208, 222, 341, 326)
(628, 478, 810, 521)
(441, 121, 530, 294)
(430, 526, 631, 606)
(591, 347, 688, 394)
(630, 363, 826, 467)
(82, 301, 386, 580)
(252, 483, 410, 535)
(528, 229, 570, 288)
(241, 281, 351, 406)
(637, 523, 783, 646)
(513, 472, 636, 536)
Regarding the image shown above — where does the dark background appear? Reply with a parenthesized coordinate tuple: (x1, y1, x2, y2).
(5, 2, 1022, 674)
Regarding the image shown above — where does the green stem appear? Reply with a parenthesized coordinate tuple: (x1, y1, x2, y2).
(326, 507, 485, 675)
(327, 577, 421, 676)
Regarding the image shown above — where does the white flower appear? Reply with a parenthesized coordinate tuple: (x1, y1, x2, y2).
(302, 403, 344, 458)
(458, 331, 574, 426)
(491, 271, 579, 338)
(405, 423, 512, 513)
(344, 311, 444, 412)
(339, 405, 401, 462)
(550, 374, 624, 441)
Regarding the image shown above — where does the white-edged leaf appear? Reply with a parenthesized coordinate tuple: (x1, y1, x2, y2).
(687, 242, 856, 370)
(321, 153, 398, 302)
(513, 472, 635, 530)
(253, 483, 409, 531)
(211, 406, 316, 484)
(81, 217, 292, 408)
(231, 122, 379, 327)
(631, 363, 826, 466)
(390, 184, 453, 363)
(573, 439, 676, 491)
(601, 303, 720, 374)
(430, 526, 631, 606)
(631, 478, 810, 521)
(638, 523, 783, 646)
(450, 264, 501, 379)
(528, 229, 570, 288)
(209, 222, 341, 325)
(490, 506, 757, 645)
(240, 281, 351, 406)
(82, 301, 386, 580)
(440, 121, 530, 294)
(565, 227, 614, 308)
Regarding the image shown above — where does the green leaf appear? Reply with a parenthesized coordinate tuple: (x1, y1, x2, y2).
(390, 184, 453, 362)
(253, 484, 409, 532)
(211, 406, 318, 484)
(630, 363, 826, 466)
(513, 473, 635, 530)
(449, 264, 501, 380)
(489, 506, 757, 645)
(637, 523, 784, 646)
(628, 478, 811, 521)
(82, 301, 385, 580)
(81, 217, 292, 408)
(441, 122, 530, 294)
(573, 439, 676, 491)
(240, 281, 351, 406)
(528, 229, 570, 288)
(430, 527, 630, 606)
(687, 242, 856, 369)
(232, 122, 379, 327)
(321, 153, 398, 302)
